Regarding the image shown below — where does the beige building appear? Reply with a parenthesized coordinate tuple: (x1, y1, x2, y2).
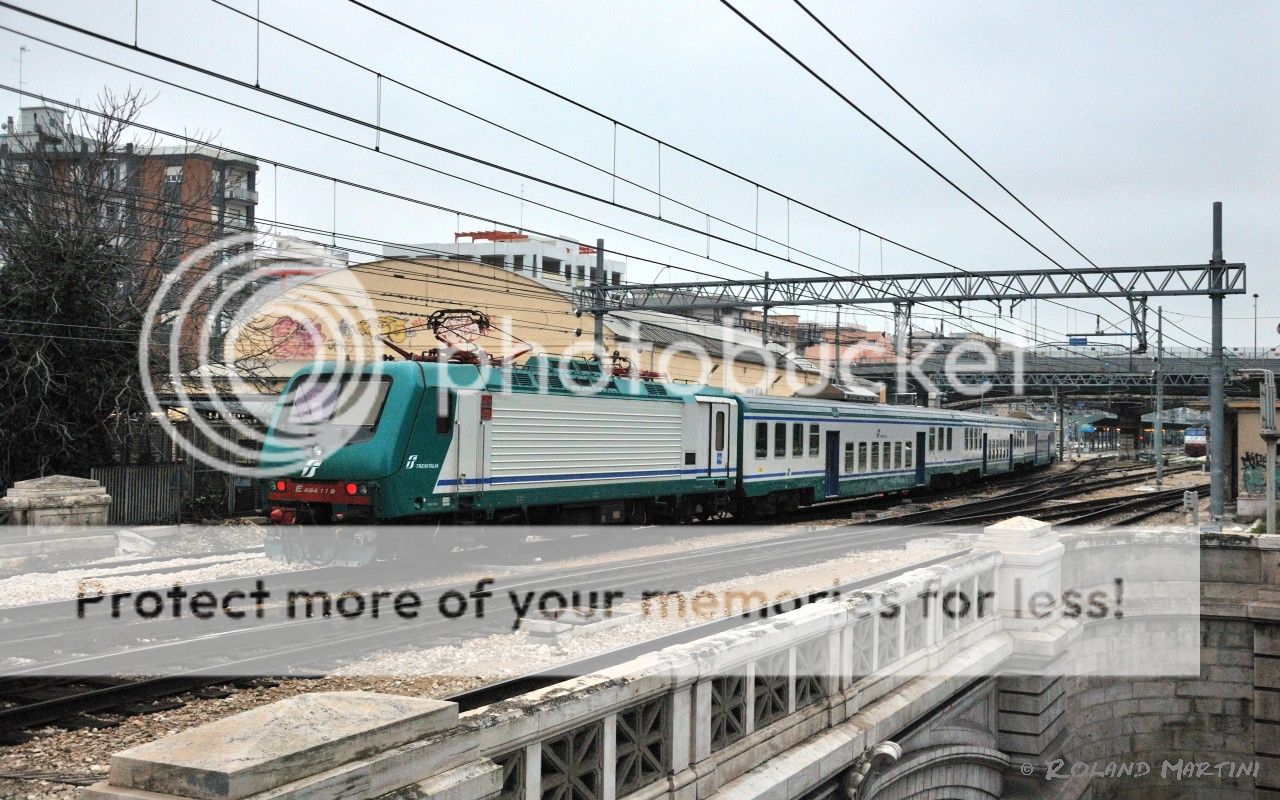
(230, 253, 824, 398)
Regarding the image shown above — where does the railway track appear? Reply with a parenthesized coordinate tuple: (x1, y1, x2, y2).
(0, 457, 1179, 741)
(874, 461, 1198, 527)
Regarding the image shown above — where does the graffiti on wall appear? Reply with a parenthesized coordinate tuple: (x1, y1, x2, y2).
(1241, 451, 1279, 494)
(269, 314, 429, 358)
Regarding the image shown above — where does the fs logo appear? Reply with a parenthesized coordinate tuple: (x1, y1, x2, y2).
(406, 454, 418, 469)
(300, 459, 323, 478)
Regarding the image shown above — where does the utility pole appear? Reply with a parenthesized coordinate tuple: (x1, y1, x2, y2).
(761, 271, 770, 349)
(15, 45, 28, 107)
(1053, 385, 1065, 462)
(1254, 293, 1259, 354)
(592, 239, 605, 359)
(1209, 202, 1227, 520)
(1155, 306, 1164, 487)
(833, 307, 842, 384)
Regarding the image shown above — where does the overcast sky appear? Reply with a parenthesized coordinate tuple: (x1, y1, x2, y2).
(6, 0, 1278, 351)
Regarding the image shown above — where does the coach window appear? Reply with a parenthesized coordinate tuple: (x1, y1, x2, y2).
(928, 428, 936, 452)
(871, 441, 881, 471)
(858, 441, 868, 471)
(793, 423, 804, 457)
(946, 428, 953, 450)
(844, 442, 855, 471)
(894, 442, 903, 469)
(775, 423, 787, 458)
(755, 422, 768, 458)
(715, 411, 726, 451)
(809, 424, 820, 456)
(905, 441, 913, 468)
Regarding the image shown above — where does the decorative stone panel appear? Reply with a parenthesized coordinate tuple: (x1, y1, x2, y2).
(0, 474, 110, 527)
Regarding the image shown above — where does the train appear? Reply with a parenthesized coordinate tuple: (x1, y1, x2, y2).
(261, 356, 1056, 564)
(1184, 427, 1208, 457)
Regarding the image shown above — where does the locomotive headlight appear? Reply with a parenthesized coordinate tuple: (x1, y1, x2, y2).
(358, 484, 369, 496)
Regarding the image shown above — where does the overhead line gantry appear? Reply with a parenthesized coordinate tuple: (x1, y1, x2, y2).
(576, 205, 1246, 522)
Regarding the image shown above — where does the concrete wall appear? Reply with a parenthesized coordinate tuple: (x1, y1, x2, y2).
(1021, 534, 1280, 800)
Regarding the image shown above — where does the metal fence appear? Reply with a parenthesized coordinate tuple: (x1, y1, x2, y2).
(90, 464, 185, 525)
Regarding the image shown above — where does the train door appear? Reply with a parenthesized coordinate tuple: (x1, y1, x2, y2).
(981, 433, 988, 475)
(915, 431, 927, 485)
(1008, 433, 1015, 471)
(697, 397, 733, 480)
(824, 431, 840, 497)
(453, 391, 484, 493)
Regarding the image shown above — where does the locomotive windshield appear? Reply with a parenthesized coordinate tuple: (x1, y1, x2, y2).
(283, 374, 391, 430)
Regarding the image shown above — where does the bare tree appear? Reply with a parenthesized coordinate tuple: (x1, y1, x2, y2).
(0, 89, 233, 487)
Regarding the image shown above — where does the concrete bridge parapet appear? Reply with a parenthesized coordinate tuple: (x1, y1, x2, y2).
(79, 529, 1280, 800)
(81, 547, 1014, 800)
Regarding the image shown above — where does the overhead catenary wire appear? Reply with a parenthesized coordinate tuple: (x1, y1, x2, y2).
(0, 84, 1084, 355)
(1, 1, 1154, 351)
(719, 0, 1213, 351)
(334, 0, 1195, 345)
(16, 0, 1126, 353)
(791, 0, 1216, 352)
(0, 33, 1147, 359)
(3, 3, 1203, 353)
(344, 0, 1212, 355)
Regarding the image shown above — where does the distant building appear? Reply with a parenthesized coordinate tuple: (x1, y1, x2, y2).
(802, 324, 896, 366)
(2, 105, 259, 368)
(383, 230, 627, 289)
(254, 234, 349, 274)
(1, 105, 258, 270)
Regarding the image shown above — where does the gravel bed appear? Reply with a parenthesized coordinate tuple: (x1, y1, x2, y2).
(143, 519, 270, 558)
(0, 554, 308, 610)
(0, 674, 484, 800)
(1065, 468, 1205, 504)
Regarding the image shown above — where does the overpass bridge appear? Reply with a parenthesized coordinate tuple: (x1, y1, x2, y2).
(844, 348, 1280, 406)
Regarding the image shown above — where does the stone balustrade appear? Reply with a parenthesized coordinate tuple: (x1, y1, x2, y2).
(79, 526, 1280, 800)
(82, 547, 1005, 800)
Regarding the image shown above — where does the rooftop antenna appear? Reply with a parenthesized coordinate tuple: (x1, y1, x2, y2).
(14, 45, 29, 107)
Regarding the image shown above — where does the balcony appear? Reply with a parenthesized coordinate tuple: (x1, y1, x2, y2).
(223, 185, 258, 204)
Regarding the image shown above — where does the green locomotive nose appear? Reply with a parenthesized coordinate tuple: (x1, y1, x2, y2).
(260, 362, 428, 522)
